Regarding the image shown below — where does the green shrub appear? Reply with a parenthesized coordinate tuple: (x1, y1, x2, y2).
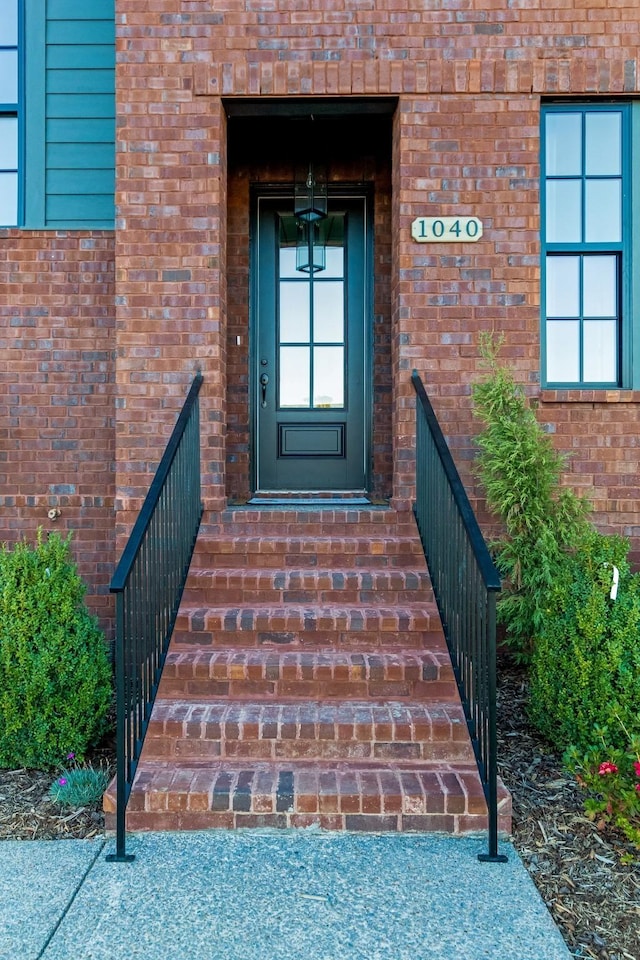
(472, 332, 590, 660)
(0, 530, 112, 768)
(529, 529, 640, 753)
(472, 335, 640, 794)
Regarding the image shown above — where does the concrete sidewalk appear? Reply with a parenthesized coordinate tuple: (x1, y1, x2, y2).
(0, 831, 572, 960)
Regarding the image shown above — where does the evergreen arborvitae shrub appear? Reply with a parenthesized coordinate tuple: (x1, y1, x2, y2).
(472, 332, 590, 661)
(472, 335, 640, 758)
(0, 530, 112, 768)
(529, 530, 640, 754)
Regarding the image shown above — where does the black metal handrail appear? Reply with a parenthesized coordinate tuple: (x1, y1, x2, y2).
(411, 371, 506, 862)
(106, 372, 204, 862)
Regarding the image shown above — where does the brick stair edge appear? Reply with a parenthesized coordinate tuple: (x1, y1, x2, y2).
(104, 765, 512, 836)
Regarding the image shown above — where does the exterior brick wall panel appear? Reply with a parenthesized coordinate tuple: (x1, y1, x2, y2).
(0, 232, 116, 631)
(4, 0, 640, 584)
(109, 0, 640, 548)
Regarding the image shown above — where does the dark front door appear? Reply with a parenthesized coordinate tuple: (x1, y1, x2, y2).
(254, 195, 369, 492)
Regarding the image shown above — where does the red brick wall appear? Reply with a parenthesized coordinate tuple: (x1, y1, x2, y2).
(189, 1, 640, 101)
(167, 0, 639, 541)
(0, 232, 116, 629)
(113, 73, 228, 530)
(5, 4, 640, 624)
(3, 0, 636, 567)
(392, 92, 542, 499)
(225, 170, 250, 500)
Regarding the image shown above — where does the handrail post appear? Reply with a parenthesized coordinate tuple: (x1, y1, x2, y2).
(478, 590, 507, 863)
(106, 590, 135, 863)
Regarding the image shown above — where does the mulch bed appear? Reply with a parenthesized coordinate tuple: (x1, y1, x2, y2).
(0, 766, 105, 840)
(0, 664, 638, 958)
(0, 736, 114, 842)
(497, 660, 640, 960)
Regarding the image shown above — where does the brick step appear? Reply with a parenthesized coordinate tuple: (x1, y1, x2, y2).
(200, 507, 418, 537)
(104, 760, 512, 835)
(192, 536, 425, 569)
(173, 603, 441, 648)
(181, 567, 434, 606)
(157, 649, 457, 701)
(142, 698, 476, 763)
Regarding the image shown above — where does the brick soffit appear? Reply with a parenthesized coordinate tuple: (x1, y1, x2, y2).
(193, 57, 640, 99)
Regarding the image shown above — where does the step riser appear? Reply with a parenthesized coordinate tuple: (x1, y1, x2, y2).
(200, 515, 419, 538)
(113, 810, 503, 834)
(171, 628, 442, 649)
(142, 739, 474, 763)
(143, 702, 474, 764)
(201, 525, 417, 538)
(183, 587, 432, 605)
(177, 609, 438, 632)
(206, 526, 416, 538)
(182, 568, 432, 606)
(157, 677, 458, 701)
(158, 650, 456, 700)
(104, 763, 512, 835)
(195, 554, 423, 570)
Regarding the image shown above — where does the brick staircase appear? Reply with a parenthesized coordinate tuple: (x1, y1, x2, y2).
(106, 505, 511, 834)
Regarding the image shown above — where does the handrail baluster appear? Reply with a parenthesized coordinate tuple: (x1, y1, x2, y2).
(107, 372, 203, 862)
(411, 371, 506, 863)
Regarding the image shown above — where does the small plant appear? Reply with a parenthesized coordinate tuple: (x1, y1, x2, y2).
(49, 753, 111, 808)
(566, 719, 640, 851)
(0, 530, 112, 768)
(471, 332, 590, 661)
(529, 529, 640, 753)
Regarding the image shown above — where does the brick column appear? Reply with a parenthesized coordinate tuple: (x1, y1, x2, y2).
(114, 9, 228, 536)
(390, 99, 418, 511)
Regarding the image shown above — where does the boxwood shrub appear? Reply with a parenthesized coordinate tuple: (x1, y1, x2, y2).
(0, 530, 112, 769)
(529, 530, 640, 754)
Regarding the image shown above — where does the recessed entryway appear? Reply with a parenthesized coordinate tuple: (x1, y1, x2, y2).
(223, 101, 395, 502)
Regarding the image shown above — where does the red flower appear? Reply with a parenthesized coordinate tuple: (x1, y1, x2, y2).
(598, 762, 618, 775)
(634, 761, 640, 778)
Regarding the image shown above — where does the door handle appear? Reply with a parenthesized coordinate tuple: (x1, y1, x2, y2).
(259, 372, 269, 408)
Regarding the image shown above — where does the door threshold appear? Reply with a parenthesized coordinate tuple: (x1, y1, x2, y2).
(246, 490, 380, 506)
(247, 495, 373, 507)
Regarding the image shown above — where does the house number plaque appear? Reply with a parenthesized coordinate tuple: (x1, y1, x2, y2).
(411, 216, 483, 243)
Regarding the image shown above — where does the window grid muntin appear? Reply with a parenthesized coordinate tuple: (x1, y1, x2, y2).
(277, 214, 347, 410)
(0, 0, 18, 226)
(542, 104, 628, 388)
(545, 252, 621, 385)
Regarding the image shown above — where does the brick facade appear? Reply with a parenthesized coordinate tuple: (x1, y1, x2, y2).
(0, 233, 116, 627)
(4, 1, 640, 628)
(119, 0, 636, 531)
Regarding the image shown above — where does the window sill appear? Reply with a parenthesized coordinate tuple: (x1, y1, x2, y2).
(539, 389, 640, 404)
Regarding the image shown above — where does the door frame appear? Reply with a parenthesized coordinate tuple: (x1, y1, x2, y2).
(249, 183, 374, 494)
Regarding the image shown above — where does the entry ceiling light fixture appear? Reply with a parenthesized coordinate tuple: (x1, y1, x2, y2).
(294, 161, 328, 273)
(294, 115, 328, 273)
(294, 159, 328, 224)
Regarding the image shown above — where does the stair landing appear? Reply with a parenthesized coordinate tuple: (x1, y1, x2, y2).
(104, 505, 511, 836)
